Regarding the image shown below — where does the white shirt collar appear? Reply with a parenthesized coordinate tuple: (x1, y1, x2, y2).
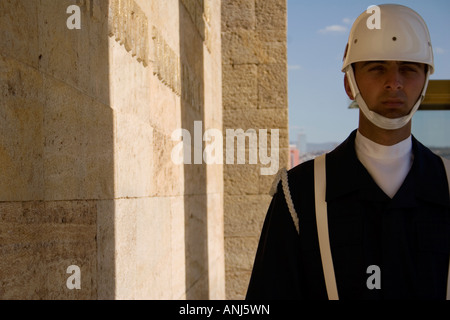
(355, 130, 412, 160)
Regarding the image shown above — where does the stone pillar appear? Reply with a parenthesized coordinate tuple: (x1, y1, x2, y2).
(95, 0, 225, 299)
(221, 0, 289, 300)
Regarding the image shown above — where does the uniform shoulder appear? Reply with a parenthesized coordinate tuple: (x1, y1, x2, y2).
(287, 158, 315, 181)
(283, 159, 315, 198)
(413, 136, 448, 173)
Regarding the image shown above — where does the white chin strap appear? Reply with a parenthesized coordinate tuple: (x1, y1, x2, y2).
(345, 67, 430, 130)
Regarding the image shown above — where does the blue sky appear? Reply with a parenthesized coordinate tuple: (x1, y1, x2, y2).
(287, 0, 450, 146)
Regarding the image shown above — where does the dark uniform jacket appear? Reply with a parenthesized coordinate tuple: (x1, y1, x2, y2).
(246, 130, 450, 300)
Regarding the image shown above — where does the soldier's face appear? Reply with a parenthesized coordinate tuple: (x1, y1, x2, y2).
(352, 61, 426, 119)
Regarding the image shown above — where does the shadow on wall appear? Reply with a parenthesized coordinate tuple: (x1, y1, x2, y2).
(179, 1, 210, 300)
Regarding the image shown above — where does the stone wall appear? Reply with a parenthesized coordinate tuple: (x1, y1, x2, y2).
(0, 0, 111, 299)
(0, 0, 287, 300)
(105, 0, 224, 300)
(221, 0, 289, 300)
(0, 0, 224, 300)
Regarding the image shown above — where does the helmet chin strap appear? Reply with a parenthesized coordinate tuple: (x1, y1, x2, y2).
(345, 67, 431, 131)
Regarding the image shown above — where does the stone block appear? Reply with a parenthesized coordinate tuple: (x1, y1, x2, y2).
(184, 194, 209, 299)
(258, 63, 287, 109)
(255, 30, 287, 65)
(0, 0, 39, 67)
(38, 0, 81, 93)
(96, 200, 115, 300)
(170, 196, 187, 299)
(109, 39, 151, 118)
(206, 162, 224, 194)
(224, 194, 271, 238)
(205, 0, 223, 58)
(225, 236, 260, 271)
(143, 0, 180, 52)
(0, 201, 97, 300)
(152, 129, 185, 197)
(135, 197, 173, 299)
(222, 28, 287, 66)
(221, 0, 256, 30)
(43, 76, 114, 201)
(149, 75, 182, 135)
(113, 198, 137, 299)
(209, 256, 226, 299)
(203, 45, 223, 129)
(150, 25, 181, 95)
(207, 193, 226, 299)
(115, 111, 154, 199)
(223, 108, 288, 130)
(255, 0, 287, 31)
(0, 55, 44, 202)
(186, 273, 210, 300)
(222, 29, 260, 65)
(222, 63, 258, 110)
(81, 103, 115, 200)
(207, 193, 225, 255)
(108, 0, 149, 67)
(224, 164, 260, 195)
(38, 0, 110, 105)
(225, 270, 252, 300)
(80, 1, 110, 105)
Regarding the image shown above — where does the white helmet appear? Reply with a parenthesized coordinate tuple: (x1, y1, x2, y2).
(342, 4, 434, 130)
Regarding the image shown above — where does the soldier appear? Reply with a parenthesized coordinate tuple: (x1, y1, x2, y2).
(246, 4, 450, 300)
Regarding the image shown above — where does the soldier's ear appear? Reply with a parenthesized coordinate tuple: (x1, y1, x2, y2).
(344, 74, 355, 100)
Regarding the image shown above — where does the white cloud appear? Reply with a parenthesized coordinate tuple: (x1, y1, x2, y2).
(288, 65, 302, 70)
(435, 47, 446, 55)
(342, 18, 353, 25)
(318, 25, 348, 34)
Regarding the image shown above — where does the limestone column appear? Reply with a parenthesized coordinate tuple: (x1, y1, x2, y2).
(221, 0, 289, 300)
